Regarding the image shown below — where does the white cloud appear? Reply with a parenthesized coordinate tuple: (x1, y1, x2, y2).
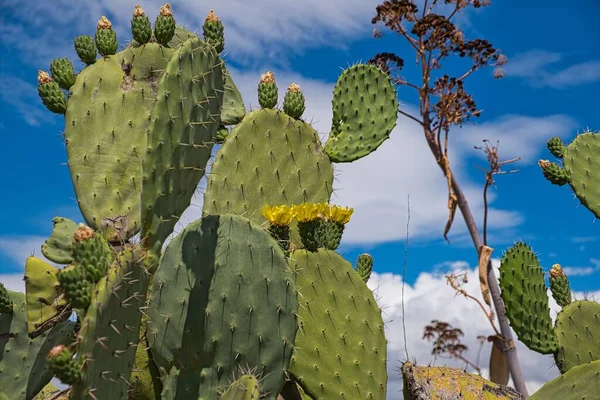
(504, 49, 600, 89)
(562, 258, 600, 277)
(0, 235, 48, 266)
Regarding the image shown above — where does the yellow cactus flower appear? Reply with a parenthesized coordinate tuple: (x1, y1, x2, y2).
(262, 205, 293, 226)
(315, 203, 330, 218)
(292, 204, 320, 222)
(325, 205, 354, 225)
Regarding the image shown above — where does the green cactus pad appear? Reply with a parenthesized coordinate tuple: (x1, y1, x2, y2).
(554, 300, 600, 373)
(49, 58, 76, 90)
(324, 64, 398, 163)
(120, 42, 175, 82)
(167, 26, 245, 126)
(220, 375, 260, 400)
(288, 249, 388, 400)
(547, 137, 565, 158)
(499, 242, 558, 354)
(63, 54, 153, 242)
(147, 214, 297, 399)
(70, 245, 149, 400)
(74, 35, 97, 64)
(221, 66, 246, 126)
(203, 109, 334, 223)
(356, 253, 374, 283)
(140, 37, 223, 257)
(563, 131, 600, 218)
(41, 217, 78, 265)
(0, 290, 75, 400)
(37, 80, 67, 114)
(24, 257, 70, 338)
(530, 359, 600, 400)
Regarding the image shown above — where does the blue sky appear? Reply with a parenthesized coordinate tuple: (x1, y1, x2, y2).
(0, 0, 599, 395)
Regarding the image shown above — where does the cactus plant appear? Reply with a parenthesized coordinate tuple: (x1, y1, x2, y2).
(9, 5, 398, 400)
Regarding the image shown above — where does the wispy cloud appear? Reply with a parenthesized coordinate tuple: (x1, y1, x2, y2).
(0, 77, 55, 126)
(504, 49, 600, 89)
(0, 235, 48, 266)
(562, 258, 600, 277)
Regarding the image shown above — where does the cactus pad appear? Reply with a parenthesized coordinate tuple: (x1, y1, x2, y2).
(41, 217, 78, 264)
(529, 359, 600, 400)
(147, 214, 297, 399)
(203, 109, 334, 222)
(70, 245, 149, 400)
(220, 375, 260, 400)
(499, 242, 558, 354)
(0, 290, 75, 400)
(140, 37, 224, 256)
(0, 284, 11, 313)
(64, 54, 153, 242)
(324, 64, 398, 163)
(563, 131, 600, 218)
(554, 300, 600, 373)
(288, 249, 387, 400)
(24, 257, 70, 337)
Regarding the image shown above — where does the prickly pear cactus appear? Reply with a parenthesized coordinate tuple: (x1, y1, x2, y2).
(539, 130, 600, 217)
(41, 217, 78, 265)
(529, 359, 600, 399)
(220, 375, 261, 400)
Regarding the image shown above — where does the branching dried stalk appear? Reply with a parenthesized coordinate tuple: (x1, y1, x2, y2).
(369, 0, 528, 395)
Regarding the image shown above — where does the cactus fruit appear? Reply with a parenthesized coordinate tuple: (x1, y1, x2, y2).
(547, 136, 566, 158)
(283, 83, 306, 119)
(324, 64, 398, 163)
(72, 223, 112, 282)
(0, 290, 75, 400)
(258, 71, 278, 109)
(0, 282, 12, 313)
(294, 204, 327, 251)
(203, 10, 225, 54)
(554, 300, 600, 373)
(154, 3, 176, 45)
(37, 71, 66, 114)
(288, 249, 387, 399)
(499, 241, 558, 354)
(24, 257, 70, 337)
(95, 16, 118, 56)
(548, 264, 571, 308)
(57, 264, 92, 309)
(131, 5, 152, 44)
(46, 345, 81, 385)
(215, 125, 230, 144)
(538, 159, 569, 186)
(73, 35, 97, 64)
(147, 215, 297, 399)
(49, 58, 76, 89)
(356, 253, 374, 283)
(220, 375, 261, 400)
(529, 359, 600, 400)
(41, 217, 78, 264)
(323, 204, 353, 250)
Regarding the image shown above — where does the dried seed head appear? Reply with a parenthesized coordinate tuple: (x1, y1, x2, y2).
(48, 345, 66, 358)
(74, 223, 95, 242)
(97, 16, 112, 30)
(260, 71, 275, 84)
(206, 9, 218, 22)
(37, 70, 52, 85)
(287, 83, 302, 93)
(159, 3, 173, 17)
(133, 5, 145, 17)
